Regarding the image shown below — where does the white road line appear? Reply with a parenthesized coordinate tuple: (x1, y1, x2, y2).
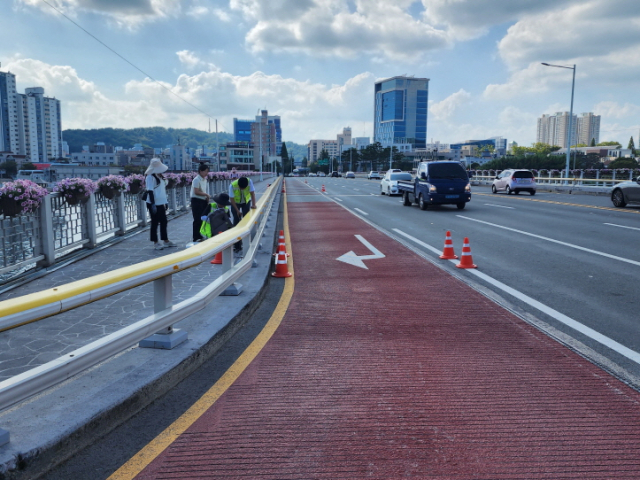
(354, 208, 369, 216)
(335, 197, 343, 202)
(484, 203, 515, 209)
(370, 193, 376, 196)
(604, 223, 640, 232)
(392, 228, 640, 365)
(458, 215, 640, 267)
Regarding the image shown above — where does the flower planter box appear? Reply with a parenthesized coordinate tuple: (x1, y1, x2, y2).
(128, 183, 142, 195)
(65, 193, 90, 206)
(0, 197, 22, 217)
(166, 179, 176, 189)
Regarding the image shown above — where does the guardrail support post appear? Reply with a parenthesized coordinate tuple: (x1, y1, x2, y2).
(139, 275, 188, 349)
(0, 428, 8, 447)
(84, 194, 98, 249)
(115, 192, 127, 236)
(37, 195, 56, 267)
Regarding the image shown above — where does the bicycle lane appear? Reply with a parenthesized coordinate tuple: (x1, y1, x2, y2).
(128, 179, 640, 479)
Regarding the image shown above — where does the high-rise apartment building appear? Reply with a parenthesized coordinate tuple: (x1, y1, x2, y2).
(0, 70, 63, 162)
(251, 110, 277, 170)
(374, 76, 429, 149)
(0, 71, 20, 154)
(537, 112, 577, 148)
(577, 112, 600, 146)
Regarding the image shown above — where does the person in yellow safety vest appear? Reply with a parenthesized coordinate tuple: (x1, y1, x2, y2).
(199, 193, 232, 239)
(229, 176, 257, 256)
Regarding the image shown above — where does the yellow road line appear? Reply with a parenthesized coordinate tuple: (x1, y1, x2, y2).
(474, 192, 640, 214)
(108, 198, 294, 480)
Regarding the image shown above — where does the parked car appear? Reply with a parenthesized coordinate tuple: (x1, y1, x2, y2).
(330, 171, 342, 177)
(367, 171, 382, 180)
(492, 169, 536, 195)
(345, 171, 355, 179)
(611, 176, 640, 207)
(318, 172, 326, 177)
(398, 161, 471, 210)
(308, 172, 317, 177)
(380, 171, 412, 195)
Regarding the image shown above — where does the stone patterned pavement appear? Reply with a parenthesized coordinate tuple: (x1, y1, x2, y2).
(0, 183, 268, 382)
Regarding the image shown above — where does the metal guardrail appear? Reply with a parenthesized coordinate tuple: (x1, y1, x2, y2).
(471, 174, 633, 188)
(0, 177, 282, 439)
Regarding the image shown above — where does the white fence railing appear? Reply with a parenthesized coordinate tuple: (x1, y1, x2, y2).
(0, 177, 282, 446)
(0, 180, 235, 283)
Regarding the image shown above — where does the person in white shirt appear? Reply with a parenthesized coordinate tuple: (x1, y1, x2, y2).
(145, 158, 177, 250)
(190, 163, 211, 242)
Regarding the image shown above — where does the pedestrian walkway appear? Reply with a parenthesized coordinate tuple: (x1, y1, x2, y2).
(115, 178, 640, 479)
(0, 182, 269, 382)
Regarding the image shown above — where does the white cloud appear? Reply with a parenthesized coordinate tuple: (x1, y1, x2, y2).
(430, 89, 471, 121)
(176, 50, 203, 69)
(593, 101, 640, 119)
(5, 57, 375, 143)
(18, 0, 182, 27)
(230, 0, 449, 59)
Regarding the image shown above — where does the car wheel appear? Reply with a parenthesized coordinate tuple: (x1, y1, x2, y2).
(419, 194, 428, 210)
(456, 202, 466, 210)
(387, 187, 391, 195)
(530, 190, 536, 196)
(515, 190, 520, 195)
(380, 188, 385, 195)
(506, 186, 512, 195)
(612, 189, 627, 208)
(403, 192, 411, 206)
(491, 185, 497, 194)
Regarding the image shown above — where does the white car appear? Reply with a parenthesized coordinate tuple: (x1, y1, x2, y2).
(345, 171, 356, 179)
(367, 171, 382, 180)
(317, 172, 326, 177)
(308, 172, 317, 177)
(380, 171, 412, 195)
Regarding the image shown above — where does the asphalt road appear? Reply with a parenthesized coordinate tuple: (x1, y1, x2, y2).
(302, 175, 640, 382)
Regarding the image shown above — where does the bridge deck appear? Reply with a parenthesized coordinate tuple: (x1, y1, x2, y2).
(131, 179, 640, 479)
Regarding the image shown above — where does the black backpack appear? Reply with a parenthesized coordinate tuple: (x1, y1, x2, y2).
(207, 208, 232, 235)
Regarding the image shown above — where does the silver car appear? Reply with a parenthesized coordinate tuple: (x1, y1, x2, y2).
(492, 169, 536, 195)
(611, 176, 640, 207)
(380, 171, 412, 195)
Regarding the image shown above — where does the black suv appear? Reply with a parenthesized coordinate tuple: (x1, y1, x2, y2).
(330, 171, 341, 177)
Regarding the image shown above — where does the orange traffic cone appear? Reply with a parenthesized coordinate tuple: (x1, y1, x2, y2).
(456, 237, 477, 269)
(321, 184, 326, 192)
(439, 231, 458, 260)
(211, 251, 222, 264)
(273, 230, 290, 257)
(210, 232, 224, 264)
(272, 250, 292, 278)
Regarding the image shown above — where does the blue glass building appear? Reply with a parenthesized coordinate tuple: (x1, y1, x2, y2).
(374, 76, 429, 150)
(233, 118, 253, 143)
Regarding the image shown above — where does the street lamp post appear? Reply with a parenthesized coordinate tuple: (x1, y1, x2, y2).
(257, 109, 263, 182)
(542, 62, 576, 184)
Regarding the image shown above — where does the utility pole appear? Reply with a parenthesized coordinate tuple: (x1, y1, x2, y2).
(215, 120, 219, 172)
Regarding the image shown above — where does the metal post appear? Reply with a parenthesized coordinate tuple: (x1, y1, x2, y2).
(115, 192, 127, 235)
(138, 197, 149, 227)
(37, 195, 55, 267)
(139, 275, 188, 349)
(84, 193, 98, 249)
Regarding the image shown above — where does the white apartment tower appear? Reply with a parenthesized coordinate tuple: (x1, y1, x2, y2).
(0, 70, 63, 162)
(537, 112, 577, 148)
(577, 112, 600, 146)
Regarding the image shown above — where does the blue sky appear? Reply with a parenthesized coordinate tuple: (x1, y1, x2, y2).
(2, 0, 639, 148)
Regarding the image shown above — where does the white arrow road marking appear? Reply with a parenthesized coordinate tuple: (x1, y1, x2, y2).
(336, 235, 385, 270)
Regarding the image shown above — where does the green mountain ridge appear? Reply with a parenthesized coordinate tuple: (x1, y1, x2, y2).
(62, 127, 307, 161)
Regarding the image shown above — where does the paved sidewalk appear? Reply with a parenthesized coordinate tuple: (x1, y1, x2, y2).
(134, 178, 640, 479)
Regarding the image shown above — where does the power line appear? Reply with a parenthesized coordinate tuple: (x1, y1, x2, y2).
(40, 0, 216, 122)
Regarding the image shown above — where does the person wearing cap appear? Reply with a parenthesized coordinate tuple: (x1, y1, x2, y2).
(190, 163, 211, 242)
(199, 193, 232, 239)
(229, 176, 256, 255)
(145, 158, 177, 250)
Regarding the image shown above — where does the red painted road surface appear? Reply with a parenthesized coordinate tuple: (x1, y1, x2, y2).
(136, 180, 640, 479)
